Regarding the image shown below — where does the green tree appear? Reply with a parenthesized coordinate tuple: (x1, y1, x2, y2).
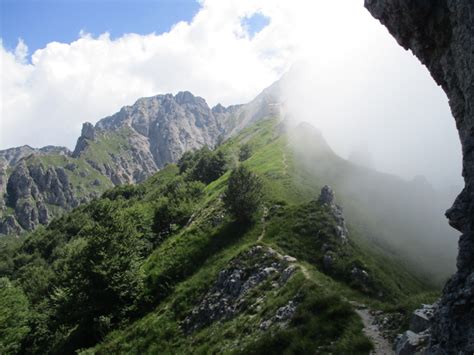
(191, 149, 228, 184)
(177, 150, 197, 175)
(51, 200, 146, 350)
(223, 166, 263, 223)
(0, 278, 30, 354)
(238, 144, 253, 162)
(178, 147, 229, 184)
(153, 198, 194, 239)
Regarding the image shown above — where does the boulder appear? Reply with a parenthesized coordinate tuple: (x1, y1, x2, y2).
(394, 330, 430, 355)
(409, 304, 436, 333)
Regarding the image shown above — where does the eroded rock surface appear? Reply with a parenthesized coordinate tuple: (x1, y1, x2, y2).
(364, 1, 474, 352)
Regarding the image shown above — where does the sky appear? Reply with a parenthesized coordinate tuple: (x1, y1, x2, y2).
(1, 0, 201, 54)
(0, 0, 463, 190)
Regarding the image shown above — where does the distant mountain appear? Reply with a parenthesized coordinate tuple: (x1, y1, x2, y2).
(0, 86, 282, 235)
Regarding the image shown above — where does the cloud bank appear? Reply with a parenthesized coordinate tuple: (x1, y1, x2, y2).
(0, 0, 462, 189)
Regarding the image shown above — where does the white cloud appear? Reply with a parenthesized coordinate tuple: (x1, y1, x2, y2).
(0, 0, 463, 188)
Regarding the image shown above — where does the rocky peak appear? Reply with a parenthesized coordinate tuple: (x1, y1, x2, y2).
(0, 145, 69, 167)
(211, 103, 226, 114)
(72, 122, 96, 157)
(175, 91, 206, 106)
(81, 122, 96, 140)
(0, 146, 36, 167)
(318, 185, 336, 205)
(93, 92, 222, 168)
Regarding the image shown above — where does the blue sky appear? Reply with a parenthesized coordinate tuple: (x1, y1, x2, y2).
(1, 0, 201, 53)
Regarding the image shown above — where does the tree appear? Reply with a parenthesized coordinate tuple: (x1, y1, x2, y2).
(177, 150, 196, 175)
(0, 278, 30, 354)
(178, 147, 229, 184)
(223, 166, 263, 223)
(153, 199, 193, 239)
(238, 144, 253, 162)
(191, 149, 228, 184)
(51, 200, 146, 349)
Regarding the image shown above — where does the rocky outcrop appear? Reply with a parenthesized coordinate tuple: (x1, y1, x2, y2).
(182, 246, 296, 333)
(0, 215, 22, 235)
(364, 1, 474, 352)
(72, 122, 96, 157)
(318, 185, 349, 241)
(2, 160, 79, 231)
(394, 304, 437, 354)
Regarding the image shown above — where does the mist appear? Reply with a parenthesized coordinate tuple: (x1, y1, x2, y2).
(273, 2, 463, 283)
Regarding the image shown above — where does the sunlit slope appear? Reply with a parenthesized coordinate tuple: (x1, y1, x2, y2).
(87, 118, 434, 353)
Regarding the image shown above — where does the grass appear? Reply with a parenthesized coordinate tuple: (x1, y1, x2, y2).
(82, 128, 132, 165)
(79, 118, 439, 353)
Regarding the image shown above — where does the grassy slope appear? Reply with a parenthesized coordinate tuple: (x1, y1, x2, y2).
(25, 154, 112, 199)
(84, 118, 435, 354)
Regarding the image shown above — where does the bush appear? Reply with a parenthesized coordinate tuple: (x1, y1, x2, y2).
(102, 184, 145, 200)
(223, 166, 263, 223)
(152, 177, 204, 240)
(238, 144, 252, 162)
(178, 147, 229, 184)
(153, 199, 193, 239)
(177, 151, 196, 175)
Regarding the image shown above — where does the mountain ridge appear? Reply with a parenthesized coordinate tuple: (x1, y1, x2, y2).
(0, 87, 281, 235)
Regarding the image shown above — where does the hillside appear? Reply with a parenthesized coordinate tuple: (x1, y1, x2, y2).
(0, 118, 440, 354)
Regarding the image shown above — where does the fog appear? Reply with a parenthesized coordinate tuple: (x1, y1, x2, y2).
(273, 2, 464, 282)
(280, 60, 462, 193)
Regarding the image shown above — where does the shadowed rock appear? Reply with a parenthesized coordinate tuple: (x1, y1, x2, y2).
(364, 1, 474, 352)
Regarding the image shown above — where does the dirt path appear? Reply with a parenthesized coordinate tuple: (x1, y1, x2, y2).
(281, 149, 289, 175)
(352, 304, 393, 355)
(257, 206, 268, 242)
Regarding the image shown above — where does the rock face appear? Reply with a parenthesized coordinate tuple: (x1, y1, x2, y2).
(5, 161, 78, 231)
(94, 92, 222, 168)
(364, 1, 474, 353)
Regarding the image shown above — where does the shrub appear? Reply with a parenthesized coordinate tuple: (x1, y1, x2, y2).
(238, 144, 252, 162)
(177, 151, 196, 175)
(152, 199, 193, 239)
(178, 147, 229, 184)
(102, 184, 145, 200)
(223, 166, 263, 223)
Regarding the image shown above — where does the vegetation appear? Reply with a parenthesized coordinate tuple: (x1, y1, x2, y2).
(178, 146, 229, 184)
(223, 165, 263, 223)
(0, 118, 439, 354)
(0, 278, 30, 354)
(238, 143, 253, 161)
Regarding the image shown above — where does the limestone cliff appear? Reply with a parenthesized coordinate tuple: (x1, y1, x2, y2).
(364, 1, 474, 352)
